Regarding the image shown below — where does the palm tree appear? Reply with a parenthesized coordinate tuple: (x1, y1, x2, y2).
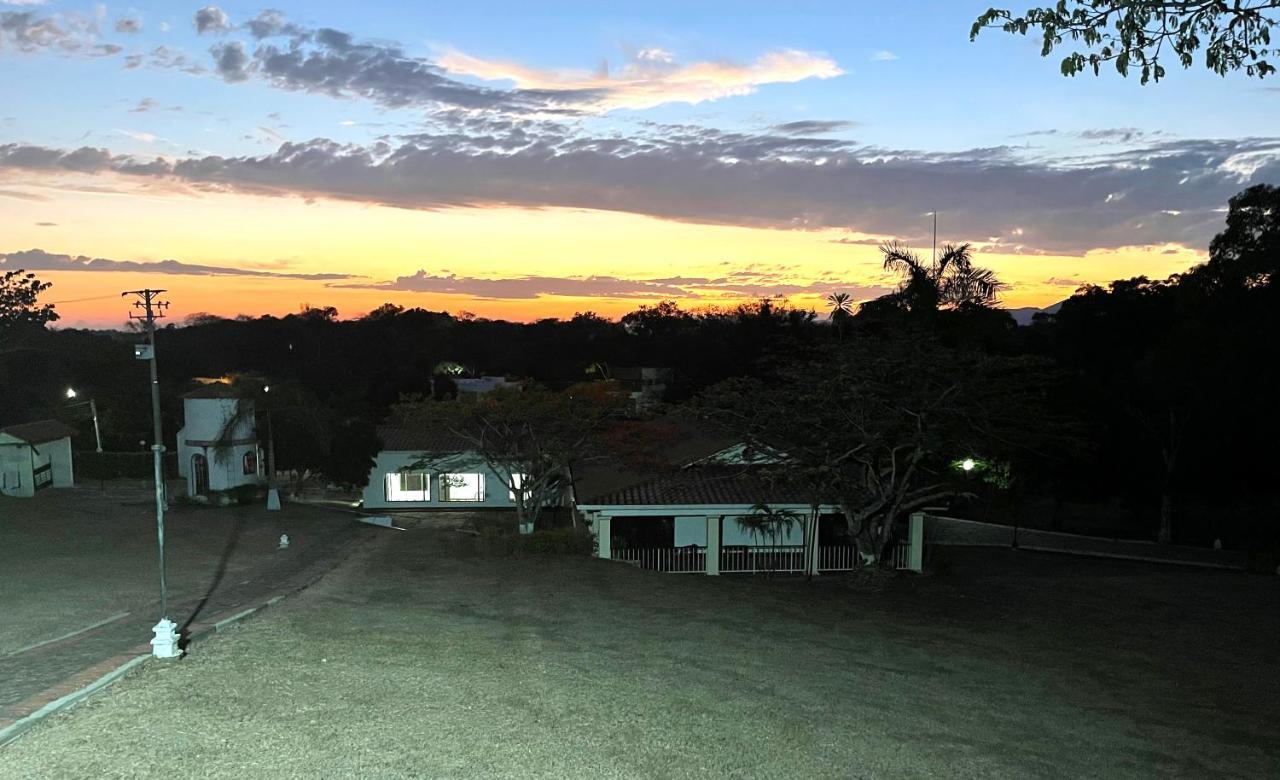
(826, 292, 855, 338)
(826, 292, 854, 318)
(879, 240, 1007, 313)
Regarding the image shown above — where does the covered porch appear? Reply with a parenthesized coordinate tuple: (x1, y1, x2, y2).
(576, 504, 924, 575)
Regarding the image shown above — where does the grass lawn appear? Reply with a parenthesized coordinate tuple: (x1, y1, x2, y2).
(2, 524, 1277, 778)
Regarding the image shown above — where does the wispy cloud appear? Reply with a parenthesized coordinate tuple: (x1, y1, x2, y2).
(4, 128, 1276, 256)
(870, 50, 899, 62)
(437, 47, 844, 111)
(0, 248, 360, 280)
(330, 268, 889, 301)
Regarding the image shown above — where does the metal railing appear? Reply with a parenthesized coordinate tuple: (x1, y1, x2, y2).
(720, 545, 805, 573)
(818, 545, 857, 572)
(612, 546, 707, 573)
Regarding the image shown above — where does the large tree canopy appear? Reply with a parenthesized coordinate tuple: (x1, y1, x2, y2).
(1, 268, 58, 337)
(972, 1, 1279, 83)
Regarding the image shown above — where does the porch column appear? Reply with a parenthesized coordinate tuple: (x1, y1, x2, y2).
(806, 514, 820, 576)
(705, 515, 720, 576)
(594, 515, 612, 560)
(907, 512, 924, 573)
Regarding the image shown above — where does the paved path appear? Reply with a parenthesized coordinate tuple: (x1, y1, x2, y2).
(0, 504, 375, 732)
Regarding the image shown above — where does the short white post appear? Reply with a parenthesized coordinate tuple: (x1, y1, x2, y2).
(907, 512, 925, 573)
(594, 515, 612, 559)
(266, 487, 281, 511)
(705, 516, 721, 576)
(151, 618, 181, 659)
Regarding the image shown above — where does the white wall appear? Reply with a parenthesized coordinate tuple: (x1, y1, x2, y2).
(363, 451, 536, 510)
(722, 515, 804, 546)
(0, 445, 32, 498)
(46, 437, 73, 488)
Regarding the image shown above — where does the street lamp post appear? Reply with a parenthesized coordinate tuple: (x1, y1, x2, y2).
(65, 388, 104, 453)
(263, 384, 280, 511)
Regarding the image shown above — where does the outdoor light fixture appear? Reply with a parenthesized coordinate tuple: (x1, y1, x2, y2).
(962, 458, 976, 472)
(65, 387, 77, 399)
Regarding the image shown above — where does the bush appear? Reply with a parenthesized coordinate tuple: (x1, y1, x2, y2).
(524, 527, 595, 555)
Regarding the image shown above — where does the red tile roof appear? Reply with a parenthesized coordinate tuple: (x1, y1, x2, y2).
(577, 465, 820, 507)
(0, 419, 78, 445)
(377, 425, 473, 453)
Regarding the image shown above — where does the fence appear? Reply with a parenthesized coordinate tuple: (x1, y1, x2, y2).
(818, 545, 857, 572)
(613, 546, 707, 573)
(720, 545, 805, 573)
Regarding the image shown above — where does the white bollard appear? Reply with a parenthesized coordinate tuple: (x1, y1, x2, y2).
(151, 618, 182, 659)
(278, 533, 290, 550)
(266, 488, 281, 511)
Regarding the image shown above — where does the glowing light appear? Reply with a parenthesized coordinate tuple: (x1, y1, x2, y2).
(65, 387, 78, 399)
(961, 458, 976, 472)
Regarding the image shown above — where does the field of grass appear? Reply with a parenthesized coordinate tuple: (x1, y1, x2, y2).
(2, 522, 1276, 778)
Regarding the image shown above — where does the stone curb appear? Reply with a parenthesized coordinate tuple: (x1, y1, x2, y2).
(0, 654, 149, 748)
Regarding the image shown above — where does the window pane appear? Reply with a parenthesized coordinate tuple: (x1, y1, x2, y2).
(386, 472, 428, 501)
(441, 473, 483, 501)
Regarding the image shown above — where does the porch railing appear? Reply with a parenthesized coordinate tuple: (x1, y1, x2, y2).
(612, 546, 707, 573)
(720, 545, 805, 573)
(612, 544, 889, 574)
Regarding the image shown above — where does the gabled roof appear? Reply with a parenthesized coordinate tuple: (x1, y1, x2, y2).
(183, 383, 244, 399)
(377, 425, 473, 453)
(577, 465, 819, 507)
(0, 419, 77, 445)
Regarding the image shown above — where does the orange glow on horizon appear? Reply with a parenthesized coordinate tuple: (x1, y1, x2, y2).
(3, 174, 1205, 328)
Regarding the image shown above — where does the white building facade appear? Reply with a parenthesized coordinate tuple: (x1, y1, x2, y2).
(0, 420, 76, 498)
(362, 425, 543, 513)
(175, 384, 263, 500)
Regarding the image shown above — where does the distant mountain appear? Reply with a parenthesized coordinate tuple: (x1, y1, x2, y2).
(1006, 300, 1065, 326)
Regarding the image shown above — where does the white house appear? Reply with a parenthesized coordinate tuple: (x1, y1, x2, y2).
(175, 384, 263, 501)
(0, 420, 77, 498)
(363, 425, 544, 515)
(575, 443, 923, 576)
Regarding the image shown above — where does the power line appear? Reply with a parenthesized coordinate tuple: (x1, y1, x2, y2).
(46, 294, 122, 305)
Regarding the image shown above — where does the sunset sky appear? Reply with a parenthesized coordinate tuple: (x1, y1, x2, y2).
(2, 1, 1277, 328)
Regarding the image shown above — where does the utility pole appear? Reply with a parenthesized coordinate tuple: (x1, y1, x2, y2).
(123, 288, 181, 659)
(931, 210, 937, 267)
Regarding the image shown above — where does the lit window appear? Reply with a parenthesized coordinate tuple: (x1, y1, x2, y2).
(508, 473, 530, 502)
(385, 472, 429, 502)
(242, 451, 258, 476)
(441, 473, 484, 502)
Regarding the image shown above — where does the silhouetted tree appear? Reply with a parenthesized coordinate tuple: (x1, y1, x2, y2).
(973, 1, 1279, 83)
(0, 269, 58, 337)
(878, 241, 1006, 315)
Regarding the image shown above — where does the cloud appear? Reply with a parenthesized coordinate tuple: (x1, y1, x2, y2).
(771, 120, 856, 136)
(330, 268, 889, 301)
(0, 248, 359, 280)
(114, 17, 139, 33)
(436, 47, 843, 111)
(194, 5, 231, 35)
(0, 8, 114, 55)
(3, 130, 1277, 256)
(870, 50, 899, 62)
(128, 97, 157, 112)
(212, 40, 248, 81)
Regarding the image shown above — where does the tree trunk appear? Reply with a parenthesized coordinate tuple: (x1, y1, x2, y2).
(1157, 491, 1173, 545)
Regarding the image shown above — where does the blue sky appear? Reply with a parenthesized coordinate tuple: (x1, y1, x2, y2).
(2, 1, 1278, 325)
